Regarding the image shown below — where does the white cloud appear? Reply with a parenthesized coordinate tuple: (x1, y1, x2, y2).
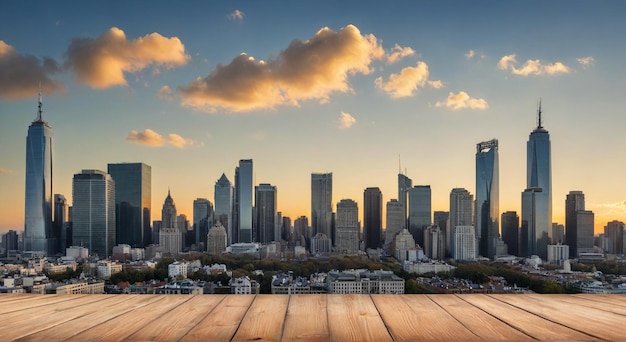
(435, 91, 488, 110)
(228, 9, 244, 21)
(178, 25, 384, 112)
(337, 111, 356, 129)
(498, 53, 570, 76)
(168, 133, 195, 149)
(0, 40, 64, 100)
(65, 27, 189, 89)
(385, 44, 415, 64)
(577, 56, 595, 67)
(375, 61, 440, 98)
(465, 49, 475, 59)
(158, 85, 174, 100)
(126, 129, 165, 147)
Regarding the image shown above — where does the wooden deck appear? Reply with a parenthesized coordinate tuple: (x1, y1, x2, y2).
(1, 294, 625, 341)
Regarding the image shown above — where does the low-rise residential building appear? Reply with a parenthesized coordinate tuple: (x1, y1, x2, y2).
(168, 261, 190, 279)
(403, 260, 456, 275)
(154, 280, 203, 294)
(326, 269, 404, 294)
(96, 260, 123, 279)
(54, 280, 105, 294)
(229, 276, 260, 294)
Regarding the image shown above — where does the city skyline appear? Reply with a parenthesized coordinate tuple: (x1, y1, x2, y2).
(2, 2, 626, 234)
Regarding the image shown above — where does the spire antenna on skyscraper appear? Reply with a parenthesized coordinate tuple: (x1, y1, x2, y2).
(37, 82, 43, 122)
(537, 98, 543, 129)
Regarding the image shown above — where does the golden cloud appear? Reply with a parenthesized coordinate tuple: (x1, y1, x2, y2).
(178, 25, 384, 112)
(228, 9, 245, 21)
(338, 111, 356, 129)
(0, 40, 64, 100)
(465, 49, 475, 59)
(126, 129, 165, 147)
(168, 133, 195, 149)
(66, 27, 189, 89)
(498, 54, 570, 76)
(375, 61, 439, 98)
(386, 44, 415, 64)
(435, 91, 488, 110)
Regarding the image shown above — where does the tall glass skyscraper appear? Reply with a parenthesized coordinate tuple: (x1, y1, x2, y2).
(214, 173, 233, 245)
(236, 159, 253, 243)
(72, 170, 116, 258)
(193, 198, 213, 250)
(107, 163, 151, 247)
(449, 188, 473, 257)
(523, 103, 552, 259)
(255, 183, 277, 243)
(311, 173, 333, 242)
(398, 173, 412, 227)
(363, 187, 382, 250)
(24, 93, 54, 256)
(408, 185, 431, 247)
(475, 139, 499, 259)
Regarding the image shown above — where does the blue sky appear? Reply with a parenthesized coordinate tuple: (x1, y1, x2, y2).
(1, 1, 626, 233)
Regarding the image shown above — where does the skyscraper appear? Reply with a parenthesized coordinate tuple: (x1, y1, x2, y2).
(235, 159, 253, 243)
(398, 173, 412, 227)
(408, 185, 431, 247)
(565, 191, 585, 257)
(335, 199, 359, 254)
(255, 183, 277, 243)
(53, 194, 69, 254)
(107, 163, 151, 247)
(476, 139, 499, 259)
(385, 199, 405, 249)
(193, 198, 213, 250)
(214, 173, 233, 245)
(604, 221, 624, 255)
(363, 187, 382, 250)
(501, 211, 519, 256)
(159, 190, 181, 255)
(449, 188, 473, 256)
(72, 170, 115, 258)
(576, 211, 595, 255)
(522, 102, 552, 259)
(311, 173, 333, 243)
(24, 92, 54, 256)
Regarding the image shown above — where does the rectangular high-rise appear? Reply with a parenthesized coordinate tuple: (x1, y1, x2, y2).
(107, 163, 151, 247)
(215, 173, 233, 245)
(24, 94, 54, 256)
(385, 199, 405, 249)
(476, 139, 499, 259)
(604, 221, 624, 254)
(72, 170, 116, 258)
(336, 199, 359, 254)
(255, 184, 277, 243)
(53, 194, 69, 254)
(501, 211, 519, 256)
(235, 160, 253, 243)
(408, 185, 431, 247)
(193, 198, 213, 250)
(565, 191, 585, 257)
(449, 188, 473, 257)
(311, 173, 333, 243)
(526, 103, 552, 241)
(398, 173, 412, 228)
(521, 187, 549, 259)
(363, 187, 382, 250)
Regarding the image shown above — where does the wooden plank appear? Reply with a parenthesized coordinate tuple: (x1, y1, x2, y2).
(461, 294, 595, 340)
(429, 295, 533, 341)
(16, 295, 166, 341)
(232, 295, 290, 342)
(66, 295, 192, 341)
(181, 295, 255, 342)
(574, 293, 626, 306)
(0, 295, 113, 340)
(126, 295, 225, 341)
(282, 294, 329, 341)
(0, 294, 89, 314)
(327, 295, 392, 342)
(548, 294, 626, 316)
(491, 294, 626, 340)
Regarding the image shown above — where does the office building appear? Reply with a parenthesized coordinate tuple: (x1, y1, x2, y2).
(521, 188, 549, 259)
(565, 191, 586, 257)
(501, 211, 519, 256)
(552, 223, 565, 245)
(526, 102, 552, 238)
(281, 216, 291, 242)
(363, 187, 382, 250)
(604, 221, 624, 254)
(449, 188, 473, 257)
(24, 93, 54, 256)
(392, 228, 418, 262)
(53, 194, 69, 255)
(311, 173, 333, 242)
(475, 139, 499, 259)
(193, 198, 213, 250)
(547, 244, 570, 264)
(423, 225, 445, 260)
(454, 225, 476, 261)
(214, 173, 233, 245)
(310, 233, 331, 254)
(235, 159, 253, 243)
(207, 222, 227, 255)
(3, 230, 19, 257)
(576, 211, 595, 255)
(294, 216, 308, 243)
(434, 211, 449, 238)
(159, 190, 181, 255)
(72, 170, 116, 258)
(398, 173, 412, 227)
(335, 199, 359, 254)
(255, 183, 277, 243)
(107, 163, 151, 248)
(408, 185, 431, 247)
(385, 199, 405, 249)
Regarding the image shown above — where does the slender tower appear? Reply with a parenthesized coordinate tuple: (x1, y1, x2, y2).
(475, 139, 499, 259)
(24, 90, 54, 256)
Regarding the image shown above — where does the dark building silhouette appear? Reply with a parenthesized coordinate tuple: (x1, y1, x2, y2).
(363, 187, 382, 250)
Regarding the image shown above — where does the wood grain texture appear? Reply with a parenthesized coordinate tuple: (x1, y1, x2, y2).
(327, 295, 393, 342)
(281, 294, 330, 341)
(181, 295, 254, 342)
(232, 294, 290, 342)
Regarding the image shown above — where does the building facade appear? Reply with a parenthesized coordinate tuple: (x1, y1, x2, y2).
(521, 187, 549, 259)
(565, 191, 586, 257)
(24, 94, 54, 256)
(449, 188, 473, 257)
(475, 139, 499, 259)
(363, 187, 382, 250)
(72, 170, 116, 258)
(193, 198, 213, 250)
(454, 225, 476, 261)
(107, 163, 151, 248)
(235, 159, 253, 243)
(335, 199, 359, 255)
(408, 185, 431, 247)
(53, 194, 69, 255)
(214, 173, 233, 245)
(207, 222, 227, 255)
(501, 211, 519, 256)
(311, 173, 333, 243)
(398, 173, 412, 228)
(385, 199, 405, 250)
(255, 184, 277, 243)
